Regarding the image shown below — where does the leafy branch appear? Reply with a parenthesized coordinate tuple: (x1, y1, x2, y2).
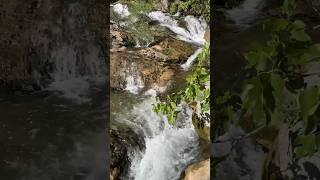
(152, 43, 210, 124)
(217, 0, 320, 159)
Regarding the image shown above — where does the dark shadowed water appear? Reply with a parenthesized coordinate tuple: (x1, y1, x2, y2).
(0, 86, 107, 180)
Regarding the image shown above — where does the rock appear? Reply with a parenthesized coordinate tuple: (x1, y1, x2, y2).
(138, 37, 197, 63)
(158, 67, 175, 86)
(111, 24, 135, 48)
(204, 30, 210, 43)
(184, 159, 210, 180)
(190, 101, 210, 142)
(110, 168, 119, 180)
(158, 0, 169, 12)
(110, 128, 144, 179)
(110, 51, 177, 90)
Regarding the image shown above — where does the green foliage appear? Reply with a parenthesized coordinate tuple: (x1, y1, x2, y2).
(152, 43, 210, 124)
(218, 0, 320, 159)
(128, 0, 156, 13)
(169, 0, 210, 20)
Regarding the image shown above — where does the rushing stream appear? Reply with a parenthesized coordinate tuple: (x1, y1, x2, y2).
(111, 3, 208, 180)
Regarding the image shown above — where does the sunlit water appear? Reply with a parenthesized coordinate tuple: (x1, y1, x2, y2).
(111, 91, 200, 180)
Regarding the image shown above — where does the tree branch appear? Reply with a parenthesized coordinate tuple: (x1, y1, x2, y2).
(213, 125, 266, 144)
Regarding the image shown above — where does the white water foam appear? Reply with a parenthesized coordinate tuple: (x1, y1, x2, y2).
(130, 128, 199, 180)
(121, 63, 145, 94)
(125, 75, 145, 95)
(112, 3, 131, 18)
(181, 48, 203, 70)
(114, 95, 199, 180)
(147, 11, 207, 45)
(225, 0, 265, 28)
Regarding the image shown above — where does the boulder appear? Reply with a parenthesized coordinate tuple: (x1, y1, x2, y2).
(184, 159, 210, 180)
(110, 128, 144, 179)
(204, 30, 210, 43)
(110, 23, 135, 49)
(138, 37, 197, 63)
(110, 51, 177, 91)
(190, 101, 210, 142)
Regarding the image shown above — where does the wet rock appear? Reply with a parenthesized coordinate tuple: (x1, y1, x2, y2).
(110, 128, 144, 179)
(204, 30, 210, 43)
(138, 37, 197, 63)
(158, 0, 169, 12)
(183, 159, 210, 180)
(110, 51, 177, 91)
(190, 101, 210, 142)
(111, 23, 135, 49)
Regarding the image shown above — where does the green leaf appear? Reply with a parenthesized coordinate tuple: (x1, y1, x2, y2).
(299, 87, 320, 117)
(244, 51, 268, 70)
(302, 44, 320, 62)
(290, 29, 310, 42)
(291, 20, 306, 30)
(282, 0, 297, 17)
(295, 134, 317, 158)
(289, 20, 309, 42)
(263, 18, 289, 32)
(270, 74, 285, 94)
(170, 102, 176, 109)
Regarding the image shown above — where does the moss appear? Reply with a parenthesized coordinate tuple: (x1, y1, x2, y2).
(168, 0, 210, 20)
(123, 0, 156, 13)
(163, 48, 178, 57)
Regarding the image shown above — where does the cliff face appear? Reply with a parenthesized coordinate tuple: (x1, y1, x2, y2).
(0, 0, 107, 91)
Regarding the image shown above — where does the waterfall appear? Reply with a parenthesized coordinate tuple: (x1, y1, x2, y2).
(147, 11, 207, 46)
(121, 62, 145, 94)
(118, 96, 199, 180)
(31, 1, 106, 103)
(112, 3, 131, 18)
(181, 48, 203, 70)
(225, 0, 266, 28)
(146, 11, 207, 70)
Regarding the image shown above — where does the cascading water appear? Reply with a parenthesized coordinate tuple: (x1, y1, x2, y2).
(32, 1, 106, 103)
(122, 63, 145, 94)
(112, 3, 131, 18)
(181, 48, 203, 70)
(147, 11, 207, 46)
(146, 11, 207, 70)
(225, 0, 266, 28)
(113, 94, 200, 180)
